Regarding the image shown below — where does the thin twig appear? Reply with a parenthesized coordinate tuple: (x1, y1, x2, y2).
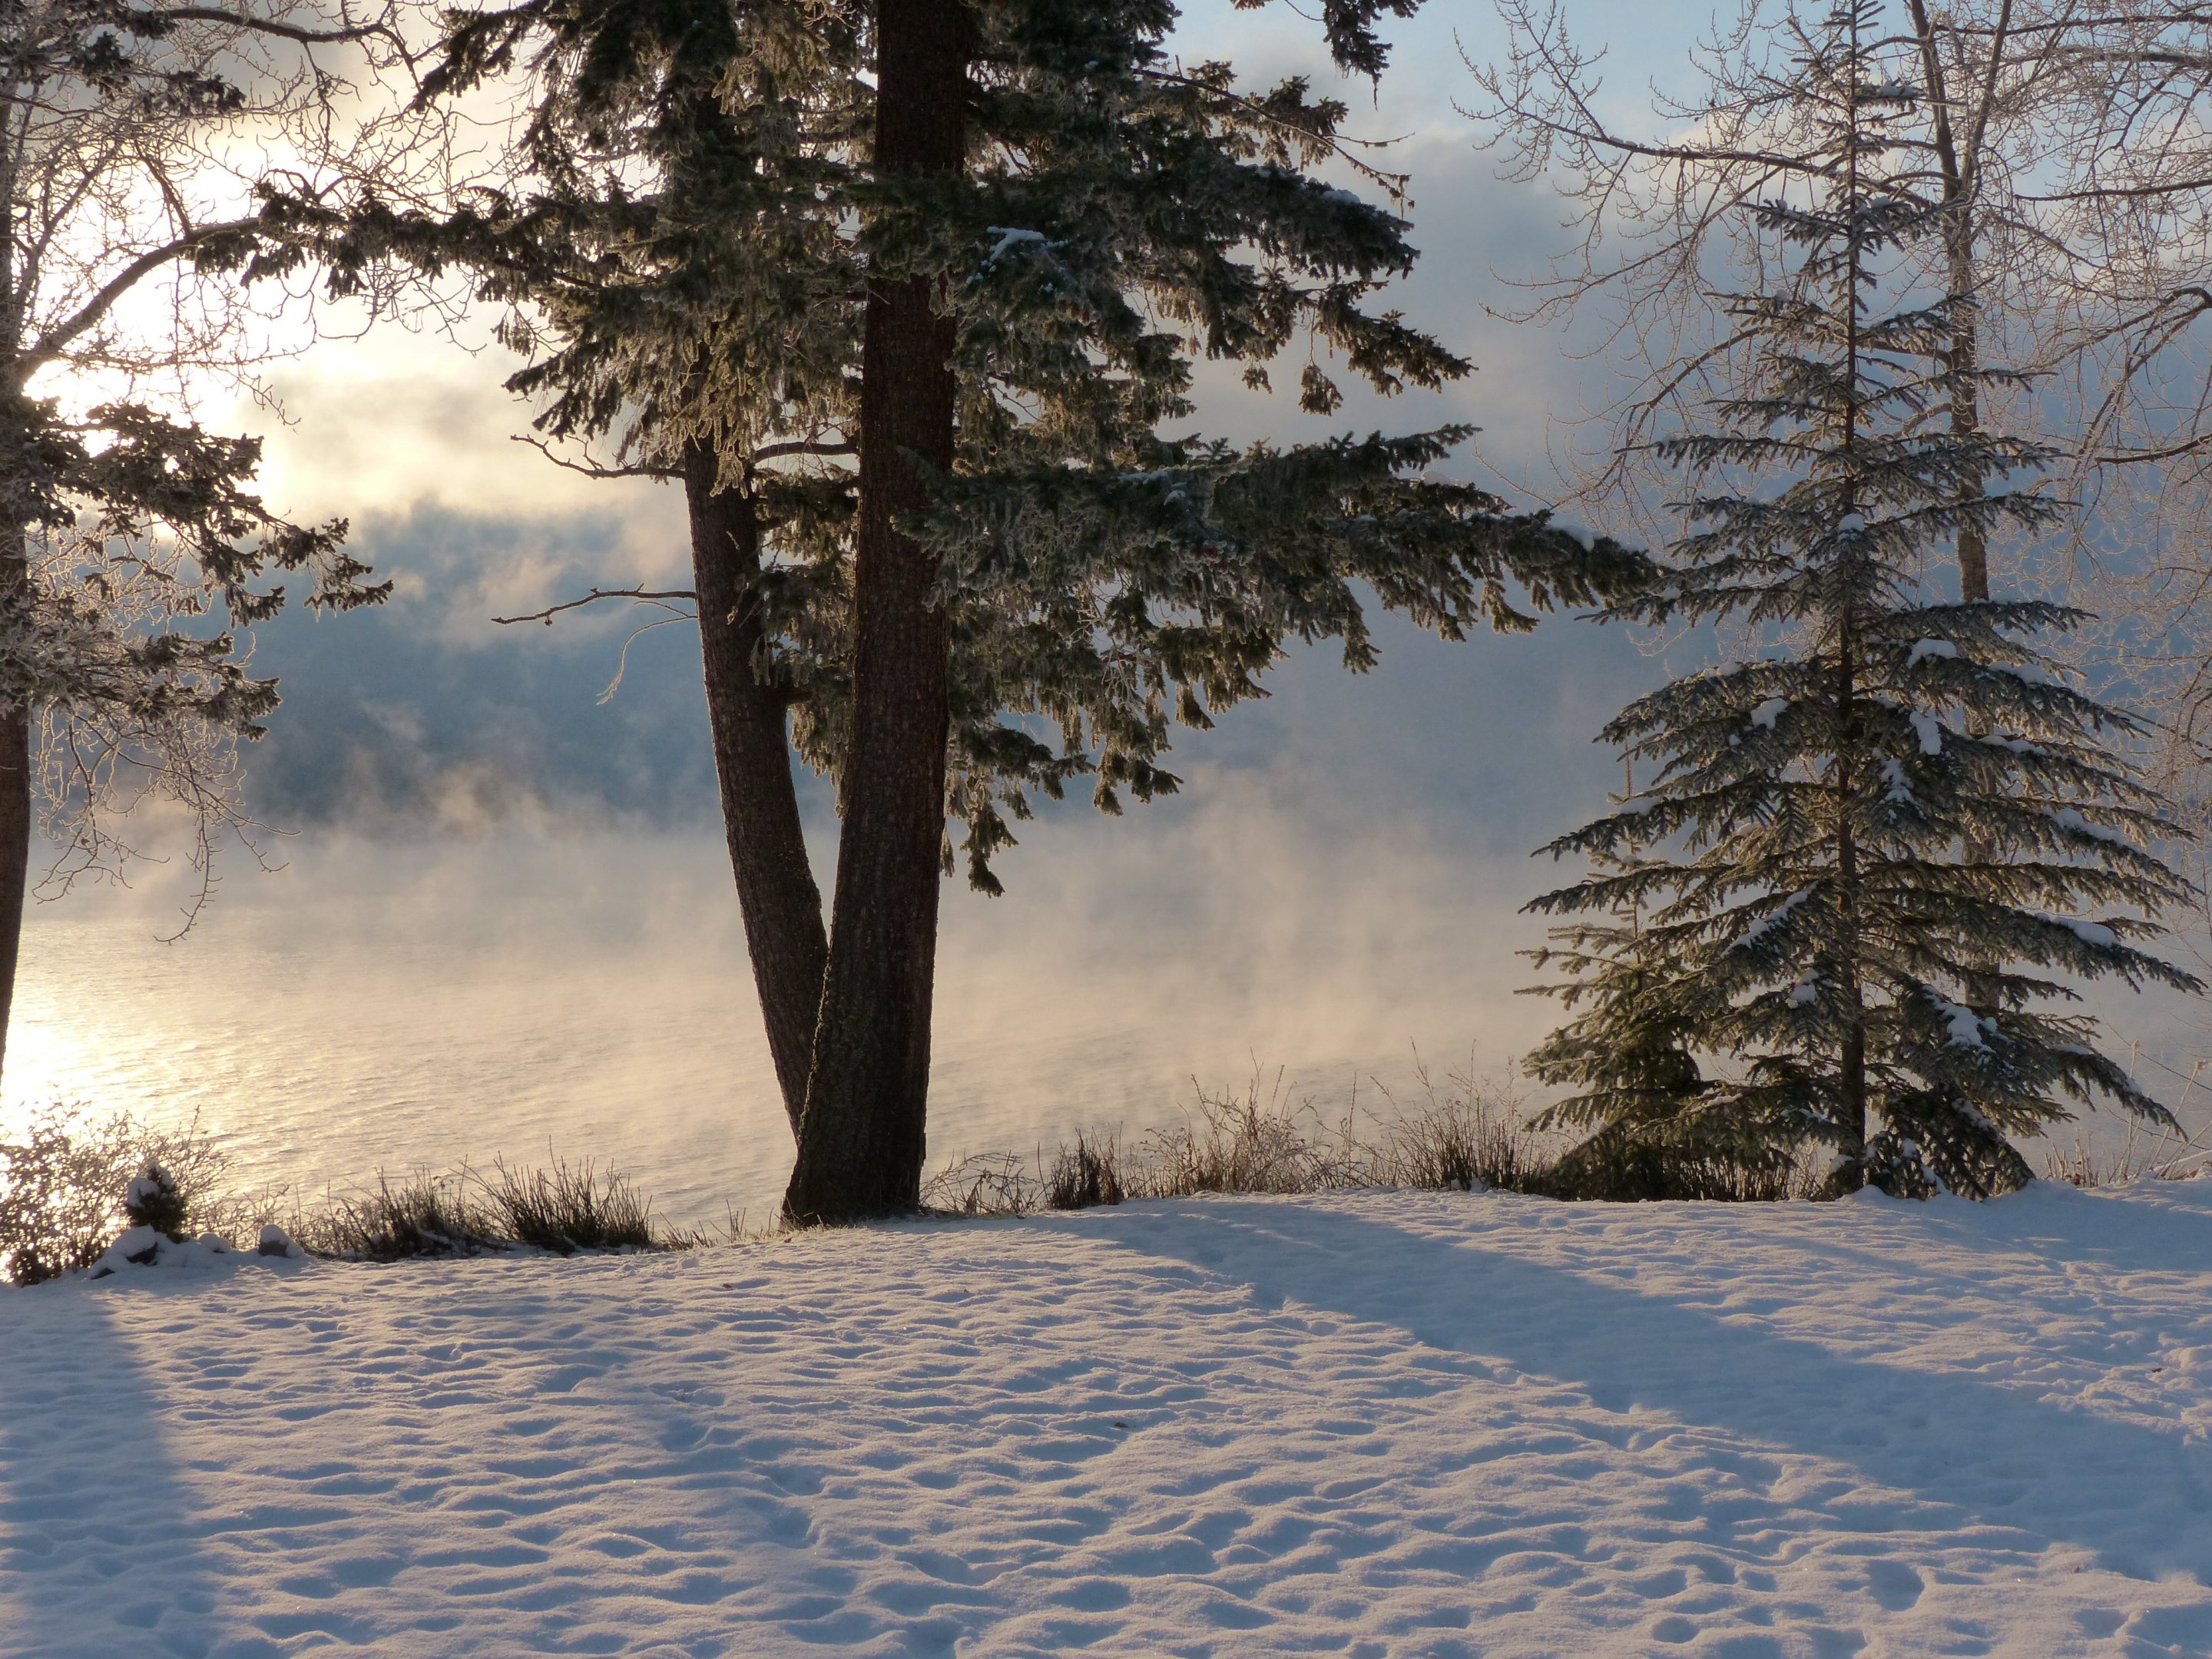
(512, 434, 678, 480)
(491, 587, 697, 627)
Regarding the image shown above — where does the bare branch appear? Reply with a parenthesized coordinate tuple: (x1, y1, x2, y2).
(491, 587, 700, 627)
(120, 6, 406, 49)
(750, 437, 855, 464)
(511, 433, 679, 480)
(23, 219, 259, 373)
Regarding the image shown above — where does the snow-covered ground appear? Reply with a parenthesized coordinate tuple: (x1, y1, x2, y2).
(5, 1183, 2212, 1657)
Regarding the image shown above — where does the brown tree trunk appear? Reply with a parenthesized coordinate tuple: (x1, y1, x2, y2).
(1836, 624, 1869, 1184)
(0, 525, 29, 1088)
(684, 442, 829, 1137)
(783, 0, 967, 1224)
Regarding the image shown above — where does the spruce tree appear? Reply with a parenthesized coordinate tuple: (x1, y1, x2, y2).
(290, 0, 1651, 1220)
(1523, 0, 2200, 1200)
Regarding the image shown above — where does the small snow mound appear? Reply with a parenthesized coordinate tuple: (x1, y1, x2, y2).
(1546, 515, 1599, 551)
(1750, 697, 1787, 729)
(1909, 710, 1944, 755)
(1929, 996, 1990, 1048)
(259, 1224, 304, 1260)
(2051, 806, 2128, 845)
(86, 1229, 249, 1281)
(1906, 638, 1958, 666)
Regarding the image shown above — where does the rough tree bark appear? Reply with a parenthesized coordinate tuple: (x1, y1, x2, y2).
(684, 440, 828, 1134)
(783, 0, 968, 1224)
(0, 518, 28, 1087)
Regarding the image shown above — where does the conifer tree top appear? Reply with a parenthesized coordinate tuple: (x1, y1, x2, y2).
(1525, 0, 2199, 1200)
(277, 0, 1651, 889)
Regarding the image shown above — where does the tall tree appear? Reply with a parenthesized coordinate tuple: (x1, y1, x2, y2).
(788, 0, 967, 1219)
(0, 0, 393, 1081)
(1470, 0, 2212, 821)
(1525, 0, 2198, 1197)
(293, 0, 1650, 1221)
(790, 0, 1656, 1220)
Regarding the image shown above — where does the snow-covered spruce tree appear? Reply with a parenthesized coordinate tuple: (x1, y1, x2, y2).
(285, 0, 1649, 1221)
(0, 0, 394, 1081)
(1522, 1, 2200, 1200)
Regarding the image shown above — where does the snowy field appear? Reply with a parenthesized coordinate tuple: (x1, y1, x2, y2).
(6, 1184, 2212, 1658)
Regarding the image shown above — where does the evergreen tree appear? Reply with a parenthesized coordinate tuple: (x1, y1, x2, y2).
(1523, 0, 2200, 1200)
(287, 0, 1650, 1220)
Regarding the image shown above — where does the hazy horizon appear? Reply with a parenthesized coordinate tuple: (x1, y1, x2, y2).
(12, 0, 2209, 1212)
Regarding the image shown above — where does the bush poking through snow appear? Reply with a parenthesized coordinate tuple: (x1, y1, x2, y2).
(287, 1162, 706, 1263)
(124, 1162, 190, 1240)
(1135, 1075, 1373, 1197)
(2041, 1118, 2211, 1187)
(0, 1108, 246, 1285)
(1047, 1134, 1125, 1210)
(1373, 1086, 1542, 1194)
(288, 1173, 505, 1262)
(482, 1158, 660, 1253)
(922, 1154, 1041, 1218)
(919, 1065, 1826, 1217)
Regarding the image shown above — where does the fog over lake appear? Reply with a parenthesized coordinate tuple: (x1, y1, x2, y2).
(6, 796, 1571, 1226)
(15, 752, 2205, 1225)
(8, 0, 2206, 1218)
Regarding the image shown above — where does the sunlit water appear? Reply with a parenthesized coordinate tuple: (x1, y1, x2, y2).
(5, 783, 1576, 1225)
(11, 791, 2210, 1226)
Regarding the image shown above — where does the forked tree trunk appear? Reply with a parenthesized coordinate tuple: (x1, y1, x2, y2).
(0, 525, 30, 1088)
(783, 0, 967, 1224)
(684, 443, 830, 1135)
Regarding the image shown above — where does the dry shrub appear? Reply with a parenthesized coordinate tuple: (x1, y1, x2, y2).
(1131, 1071, 1373, 1197)
(0, 1107, 267, 1285)
(1379, 1093, 1541, 1192)
(482, 1157, 661, 1253)
(290, 1172, 504, 1262)
(920, 1056, 1844, 1220)
(2041, 1118, 2212, 1188)
(923, 1065, 1547, 1218)
(1047, 1132, 1125, 1210)
(921, 1152, 1039, 1217)
(293, 1158, 706, 1261)
(0, 1128, 707, 1272)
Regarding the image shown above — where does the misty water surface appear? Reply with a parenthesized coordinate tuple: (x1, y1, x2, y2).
(7, 783, 1564, 1224)
(15, 767, 2209, 1223)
